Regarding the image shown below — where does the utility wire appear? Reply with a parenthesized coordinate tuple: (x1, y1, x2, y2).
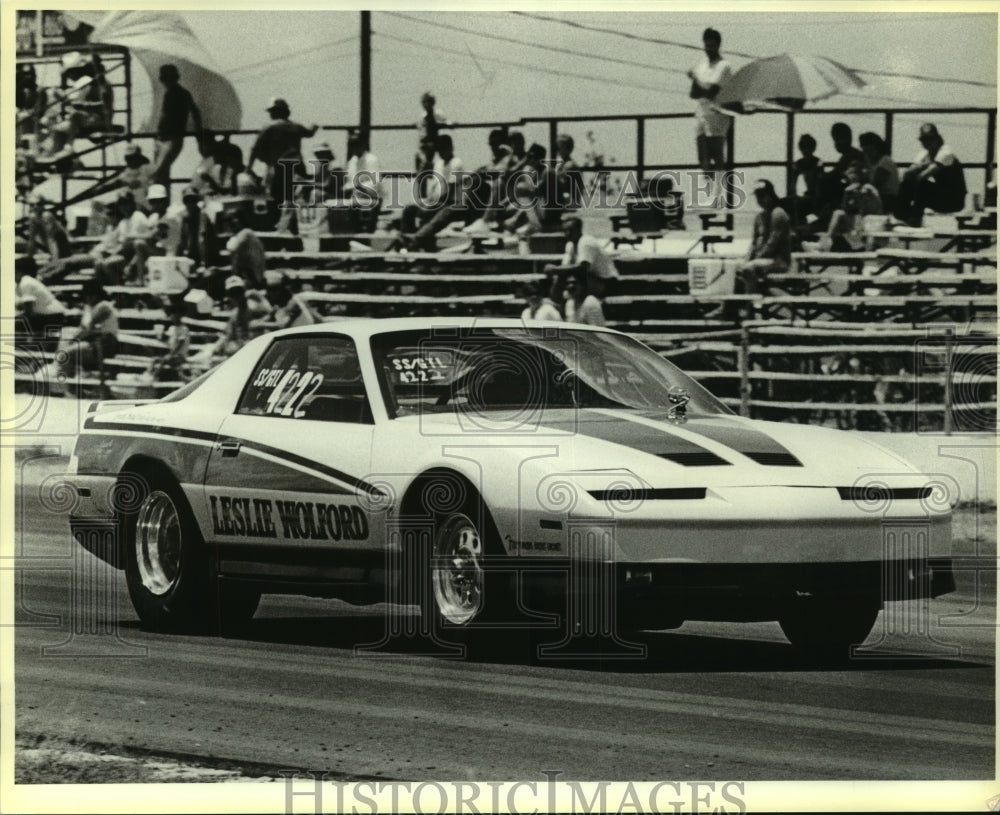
(511, 11, 997, 89)
(383, 11, 688, 76)
(374, 30, 671, 94)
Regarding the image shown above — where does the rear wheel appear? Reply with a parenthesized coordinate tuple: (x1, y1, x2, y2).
(123, 471, 259, 633)
(778, 595, 880, 658)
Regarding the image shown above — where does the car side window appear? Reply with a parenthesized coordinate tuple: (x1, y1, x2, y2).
(237, 336, 373, 424)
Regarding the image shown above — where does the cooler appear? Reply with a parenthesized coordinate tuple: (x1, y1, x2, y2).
(688, 257, 736, 295)
(147, 257, 194, 295)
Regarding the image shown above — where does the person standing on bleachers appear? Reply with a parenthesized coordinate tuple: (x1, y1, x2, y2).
(246, 97, 319, 231)
(544, 214, 619, 299)
(211, 276, 253, 358)
(687, 27, 733, 206)
(177, 186, 220, 270)
(415, 92, 450, 169)
(894, 123, 967, 227)
(152, 64, 203, 190)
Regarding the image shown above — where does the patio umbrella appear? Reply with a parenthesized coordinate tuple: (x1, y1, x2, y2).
(715, 53, 866, 113)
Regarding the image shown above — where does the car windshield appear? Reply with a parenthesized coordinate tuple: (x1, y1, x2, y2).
(370, 327, 730, 418)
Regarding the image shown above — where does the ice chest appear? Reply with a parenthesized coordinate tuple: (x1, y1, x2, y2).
(688, 257, 736, 294)
(147, 257, 194, 294)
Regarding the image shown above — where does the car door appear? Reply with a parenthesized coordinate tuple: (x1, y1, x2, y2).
(204, 333, 380, 582)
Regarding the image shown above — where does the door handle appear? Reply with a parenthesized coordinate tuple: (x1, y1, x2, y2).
(218, 440, 241, 458)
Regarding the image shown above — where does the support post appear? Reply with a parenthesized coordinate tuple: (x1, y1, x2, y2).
(360, 11, 371, 141)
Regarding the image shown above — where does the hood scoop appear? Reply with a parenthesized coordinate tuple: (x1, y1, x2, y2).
(658, 451, 732, 467)
(742, 451, 803, 467)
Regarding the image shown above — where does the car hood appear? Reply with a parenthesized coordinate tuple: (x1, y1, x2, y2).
(412, 408, 920, 489)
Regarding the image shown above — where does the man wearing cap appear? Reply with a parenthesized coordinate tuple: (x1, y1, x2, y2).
(211, 276, 252, 358)
(153, 64, 203, 189)
(724, 179, 790, 319)
(544, 214, 619, 299)
(894, 123, 967, 227)
(247, 98, 319, 229)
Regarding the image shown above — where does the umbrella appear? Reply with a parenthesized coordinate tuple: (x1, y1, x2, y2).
(715, 53, 866, 113)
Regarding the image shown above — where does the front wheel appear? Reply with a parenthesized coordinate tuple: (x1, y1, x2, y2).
(779, 595, 880, 658)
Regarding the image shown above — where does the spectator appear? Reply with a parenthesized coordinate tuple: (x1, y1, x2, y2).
(502, 142, 548, 234)
(212, 275, 252, 357)
(894, 123, 967, 226)
(560, 271, 606, 327)
(92, 191, 152, 286)
(191, 135, 244, 197)
(246, 98, 318, 231)
(177, 186, 220, 268)
(59, 279, 119, 379)
(398, 133, 464, 251)
(14, 255, 66, 347)
(259, 270, 318, 329)
(149, 300, 191, 382)
(790, 133, 824, 220)
(716, 179, 790, 320)
(521, 277, 563, 321)
(129, 183, 173, 283)
(152, 64, 203, 189)
(414, 135, 438, 201)
(858, 132, 899, 215)
(225, 210, 267, 291)
(553, 133, 584, 208)
(816, 122, 867, 224)
(38, 52, 111, 161)
(415, 91, 450, 169)
(311, 141, 345, 202)
(343, 129, 383, 232)
(687, 27, 733, 204)
(544, 214, 619, 299)
(25, 197, 72, 262)
(806, 161, 882, 253)
(116, 143, 154, 209)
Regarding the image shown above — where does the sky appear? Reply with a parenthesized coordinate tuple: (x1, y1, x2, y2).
(17, 6, 1000, 200)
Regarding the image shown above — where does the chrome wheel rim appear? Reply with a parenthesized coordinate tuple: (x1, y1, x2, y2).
(432, 514, 484, 626)
(135, 490, 182, 596)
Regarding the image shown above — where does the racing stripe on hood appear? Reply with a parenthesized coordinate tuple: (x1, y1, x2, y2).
(635, 411, 803, 466)
(536, 410, 732, 466)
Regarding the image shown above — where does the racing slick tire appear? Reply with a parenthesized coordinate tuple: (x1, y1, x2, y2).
(778, 595, 880, 659)
(122, 467, 259, 634)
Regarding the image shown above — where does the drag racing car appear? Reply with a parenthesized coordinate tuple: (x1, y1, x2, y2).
(68, 318, 955, 654)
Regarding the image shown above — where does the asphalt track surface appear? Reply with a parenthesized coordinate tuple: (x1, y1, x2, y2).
(14, 480, 995, 782)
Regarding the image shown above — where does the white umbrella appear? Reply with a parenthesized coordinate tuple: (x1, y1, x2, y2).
(715, 53, 866, 113)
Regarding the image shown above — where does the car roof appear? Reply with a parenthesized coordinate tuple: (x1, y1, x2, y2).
(267, 317, 620, 341)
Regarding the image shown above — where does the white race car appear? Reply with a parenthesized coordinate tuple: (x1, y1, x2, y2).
(69, 318, 955, 654)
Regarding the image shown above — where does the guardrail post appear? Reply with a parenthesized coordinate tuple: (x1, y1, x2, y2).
(943, 332, 955, 435)
(785, 112, 794, 199)
(884, 111, 893, 156)
(549, 120, 558, 168)
(738, 324, 751, 417)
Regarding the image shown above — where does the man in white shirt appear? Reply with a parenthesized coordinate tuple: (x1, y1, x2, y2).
(399, 134, 465, 251)
(343, 129, 383, 232)
(687, 27, 733, 204)
(544, 215, 619, 299)
(15, 255, 66, 347)
(894, 123, 968, 227)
